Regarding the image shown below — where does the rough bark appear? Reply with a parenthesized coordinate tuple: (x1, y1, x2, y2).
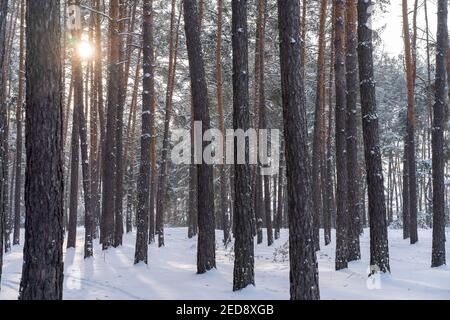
(19, 0, 64, 299)
(275, 140, 285, 240)
(216, 0, 230, 245)
(311, 0, 327, 253)
(135, 0, 154, 264)
(67, 53, 80, 250)
(431, 0, 448, 268)
(0, 0, 7, 285)
(183, 0, 216, 274)
(92, 0, 103, 236)
(232, 0, 255, 291)
(101, 0, 120, 249)
(334, 0, 349, 271)
(345, 0, 361, 262)
(11, 0, 24, 248)
(357, 0, 390, 273)
(324, 5, 336, 246)
(402, 0, 418, 244)
(277, 0, 320, 300)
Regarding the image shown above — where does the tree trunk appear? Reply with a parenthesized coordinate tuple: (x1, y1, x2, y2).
(324, 5, 336, 246)
(101, 0, 120, 249)
(112, 0, 127, 248)
(357, 0, 390, 273)
(277, 0, 320, 300)
(402, 142, 410, 238)
(345, 0, 361, 262)
(431, 0, 448, 268)
(275, 140, 285, 240)
(0, 0, 7, 286)
(183, 0, 216, 274)
(19, 0, 64, 299)
(216, 0, 230, 246)
(135, 0, 154, 264)
(311, 0, 327, 252)
(402, 0, 418, 244)
(67, 49, 80, 250)
(256, 0, 273, 247)
(232, 0, 255, 291)
(92, 0, 103, 237)
(334, 0, 349, 271)
(13, 0, 24, 247)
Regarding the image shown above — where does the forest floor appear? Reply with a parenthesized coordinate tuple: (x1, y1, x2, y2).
(1, 227, 449, 300)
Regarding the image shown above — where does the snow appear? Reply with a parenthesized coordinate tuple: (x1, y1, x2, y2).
(1, 228, 449, 300)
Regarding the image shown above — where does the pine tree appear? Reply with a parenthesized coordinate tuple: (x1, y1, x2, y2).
(311, 0, 328, 252)
(278, 0, 320, 300)
(19, 0, 64, 299)
(0, 0, 8, 287)
(345, 0, 361, 262)
(183, 0, 216, 274)
(135, 0, 154, 264)
(13, 0, 25, 247)
(334, 0, 349, 271)
(216, 0, 230, 245)
(357, 0, 390, 273)
(402, 0, 419, 244)
(101, 0, 121, 249)
(431, 0, 448, 268)
(232, 0, 255, 291)
(67, 27, 81, 249)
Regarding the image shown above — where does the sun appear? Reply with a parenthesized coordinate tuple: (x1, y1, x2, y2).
(78, 41, 93, 60)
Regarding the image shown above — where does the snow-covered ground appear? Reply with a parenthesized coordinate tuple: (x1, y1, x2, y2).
(1, 227, 449, 300)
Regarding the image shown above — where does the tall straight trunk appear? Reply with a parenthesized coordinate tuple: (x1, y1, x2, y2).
(135, 0, 154, 264)
(188, 110, 198, 238)
(79, 86, 93, 258)
(156, 0, 180, 248)
(324, 4, 336, 246)
(93, 0, 103, 236)
(278, 0, 320, 300)
(0, 0, 8, 285)
(67, 52, 80, 250)
(114, 0, 126, 248)
(253, 0, 264, 245)
(149, 44, 157, 245)
(357, 0, 390, 273)
(5, 154, 15, 253)
(13, 0, 24, 246)
(402, 0, 418, 244)
(334, 0, 349, 271)
(300, 0, 307, 78)
(73, 32, 94, 258)
(431, 0, 448, 268)
(216, 0, 230, 245)
(275, 140, 285, 240)
(311, 0, 327, 252)
(402, 142, 410, 238)
(345, 0, 361, 262)
(232, 0, 255, 291)
(19, 0, 64, 299)
(447, 47, 450, 104)
(0, 0, 8, 281)
(183, 0, 216, 274)
(257, 0, 273, 247)
(101, 0, 120, 249)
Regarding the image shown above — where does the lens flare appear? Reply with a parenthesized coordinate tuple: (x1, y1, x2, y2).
(78, 41, 93, 60)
